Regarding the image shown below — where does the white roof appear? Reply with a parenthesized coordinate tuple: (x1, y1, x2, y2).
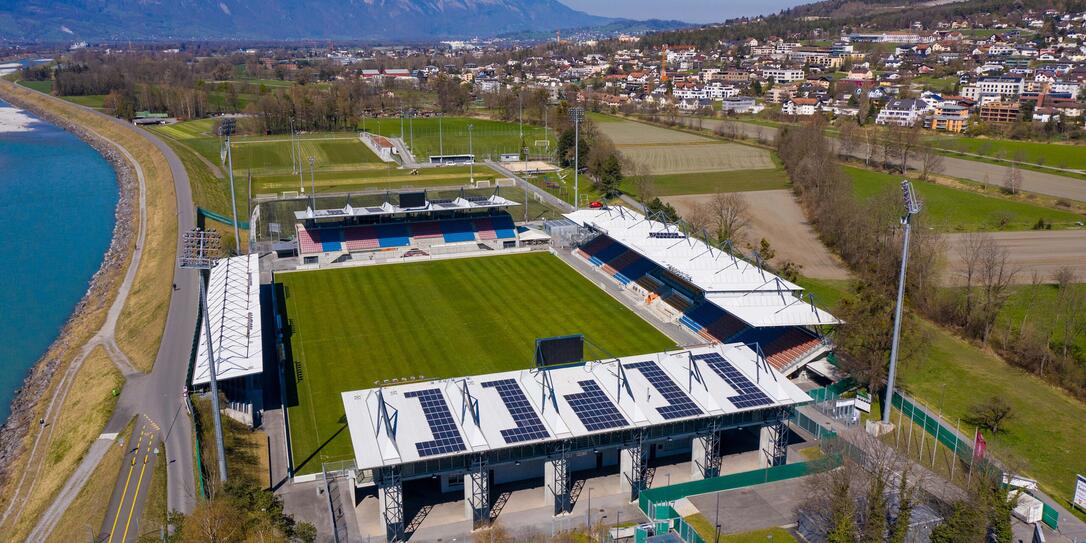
(565, 207, 839, 326)
(294, 194, 519, 220)
(342, 343, 810, 470)
(193, 254, 263, 385)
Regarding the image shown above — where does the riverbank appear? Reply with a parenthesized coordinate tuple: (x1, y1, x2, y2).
(0, 81, 138, 532)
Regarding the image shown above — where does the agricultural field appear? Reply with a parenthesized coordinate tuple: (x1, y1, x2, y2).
(367, 116, 557, 161)
(629, 169, 790, 196)
(280, 252, 675, 473)
(620, 142, 775, 175)
(593, 116, 714, 145)
(932, 135, 1086, 171)
(846, 166, 1083, 231)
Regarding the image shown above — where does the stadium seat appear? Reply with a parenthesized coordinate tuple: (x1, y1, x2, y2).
(410, 221, 444, 240)
(440, 219, 477, 243)
(320, 228, 343, 252)
(736, 327, 823, 371)
(297, 226, 323, 254)
(473, 218, 498, 240)
(375, 223, 411, 247)
(491, 216, 517, 239)
(343, 225, 379, 250)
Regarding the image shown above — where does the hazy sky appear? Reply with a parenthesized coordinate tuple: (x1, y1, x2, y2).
(561, 0, 812, 24)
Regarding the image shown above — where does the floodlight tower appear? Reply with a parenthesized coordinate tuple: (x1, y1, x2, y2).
(308, 156, 316, 207)
(569, 106, 584, 208)
(882, 180, 922, 425)
(179, 228, 228, 482)
(467, 124, 475, 183)
(219, 118, 241, 254)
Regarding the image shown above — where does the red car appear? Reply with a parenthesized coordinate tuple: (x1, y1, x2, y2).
(589, 201, 604, 208)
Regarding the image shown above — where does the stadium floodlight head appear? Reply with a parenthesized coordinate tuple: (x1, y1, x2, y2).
(569, 106, 584, 124)
(901, 180, 921, 216)
(569, 106, 585, 209)
(219, 117, 236, 137)
(178, 228, 222, 269)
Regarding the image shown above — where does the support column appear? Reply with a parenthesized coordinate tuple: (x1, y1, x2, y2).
(619, 441, 645, 502)
(691, 431, 720, 480)
(545, 456, 571, 515)
(464, 457, 490, 528)
(759, 413, 789, 468)
(376, 469, 404, 542)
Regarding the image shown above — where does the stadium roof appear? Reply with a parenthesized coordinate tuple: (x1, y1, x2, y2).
(342, 343, 810, 470)
(564, 207, 839, 327)
(294, 194, 519, 221)
(193, 254, 263, 385)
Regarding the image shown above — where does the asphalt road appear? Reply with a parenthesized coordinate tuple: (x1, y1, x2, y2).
(687, 117, 1086, 203)
(99, 417, 161, 543)
(9, 87, 199, 540)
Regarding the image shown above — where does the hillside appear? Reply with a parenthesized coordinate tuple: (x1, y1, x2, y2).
(0, 0, 667, 42)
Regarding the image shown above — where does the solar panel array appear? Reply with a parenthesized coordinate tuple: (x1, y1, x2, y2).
(564, 381, 629, 431)
(482, 379, 550, 443)
(405, 388, 467, 457)
(625, 361, 703, 420)
(692, 353, 773, 408)
(648, 231, 684, 239)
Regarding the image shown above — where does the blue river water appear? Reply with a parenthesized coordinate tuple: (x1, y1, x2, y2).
(0, 98, 117, 424)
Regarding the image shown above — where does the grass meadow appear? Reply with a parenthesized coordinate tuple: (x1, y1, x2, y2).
(366, 116, 557, 161)
(280, 252, 675, 473)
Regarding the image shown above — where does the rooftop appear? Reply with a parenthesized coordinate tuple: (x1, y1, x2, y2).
(193, 254, 263, 385)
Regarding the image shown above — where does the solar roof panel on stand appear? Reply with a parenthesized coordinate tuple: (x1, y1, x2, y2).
(564, 380, 629, 431)
(405, 388, 467, 457)
(482, 379, 551, 443)
(692, 352, 773, 408)
(625, 361, 703, 420)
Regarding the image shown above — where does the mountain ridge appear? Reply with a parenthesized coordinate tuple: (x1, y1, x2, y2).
(0, 0, 686, 42)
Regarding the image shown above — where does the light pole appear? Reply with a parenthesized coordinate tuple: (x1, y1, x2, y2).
(569, 106, 584, 208)
(467, 124, 474, 182)
(308, 156, 316, 207)
(178, 228, 227, 482)
(219, 119, 241, 254)
(586, 486, 592, 529)
(439, 112, 444, 162)
(882, 180, 922, 424)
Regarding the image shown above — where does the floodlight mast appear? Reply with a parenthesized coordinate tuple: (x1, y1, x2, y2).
(219, 119, 241, 254)
(178, 228, 228, 482)
(570, 106, 584, 209)
(882, 180, 921, 424)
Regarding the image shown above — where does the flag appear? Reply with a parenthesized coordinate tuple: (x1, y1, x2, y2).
(973, 430, 987, 462)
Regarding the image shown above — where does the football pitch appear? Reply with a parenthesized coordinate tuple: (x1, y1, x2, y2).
(280, 252, 676, 473)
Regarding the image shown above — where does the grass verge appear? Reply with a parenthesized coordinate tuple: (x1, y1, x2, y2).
(684, 513, 799, 543)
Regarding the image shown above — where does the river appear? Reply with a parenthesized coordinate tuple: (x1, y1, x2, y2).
(0, 98, 117, 423)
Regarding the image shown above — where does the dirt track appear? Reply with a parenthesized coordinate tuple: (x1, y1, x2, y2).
(663, 190, 851, 280)
(943, 230, 1086, 284)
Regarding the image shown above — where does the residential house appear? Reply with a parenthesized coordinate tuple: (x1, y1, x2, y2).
(876, 98, 927, 126)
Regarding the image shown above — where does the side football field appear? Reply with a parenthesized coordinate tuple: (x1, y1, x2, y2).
(280, 252, 675, 473)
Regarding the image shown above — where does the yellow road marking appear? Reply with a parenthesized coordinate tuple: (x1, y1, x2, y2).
(107, 430, 147, 543)
(119, 443, 152, 543)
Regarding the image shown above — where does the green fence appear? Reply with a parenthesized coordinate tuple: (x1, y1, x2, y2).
(198, 206, 250, 230)
(671, 517, 707, 543)
(1041, 502, 1059, 530)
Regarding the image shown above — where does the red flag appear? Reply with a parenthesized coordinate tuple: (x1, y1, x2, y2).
(973, 431, 987, 462)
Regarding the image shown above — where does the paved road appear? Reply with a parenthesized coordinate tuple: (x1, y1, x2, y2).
(684, 116, 1086, 203)
(5, 84, 199, 540)
(99, 417, 161, 543)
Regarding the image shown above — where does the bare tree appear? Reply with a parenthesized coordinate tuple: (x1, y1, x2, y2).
(1002, 163, 1022, 194)
(705, 191, 749, 242)
(1053, 267, 1084, 359)
(917, 144, 945, 181)
(838, 121, 862, 159)
(957, 234, 1018, 342)
(625, 160, 655, 205)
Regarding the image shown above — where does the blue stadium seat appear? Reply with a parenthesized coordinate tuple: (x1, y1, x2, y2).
(492, 216, 517, 239)
(320, 228, 343, 252)
(375, 224, 410, 247)
(440, 219, 477, 243)
(594, 241, 627, 263)
(617, 256, 658, 280)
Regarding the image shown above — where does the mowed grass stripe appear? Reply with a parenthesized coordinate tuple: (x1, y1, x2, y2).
(281, 252, 675, 473)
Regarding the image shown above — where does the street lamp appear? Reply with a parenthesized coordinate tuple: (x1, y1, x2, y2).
(218, 118, 241, 254)
(308, 156, 316, 207)
(882, 180, 922, 425)
(569, 106, 584, 208)
(467, 124, 474, 183)
(178, 228, 227, 482)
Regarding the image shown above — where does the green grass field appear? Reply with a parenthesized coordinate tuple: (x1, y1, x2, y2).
(281, 252, 675, 473)
(932, 136, 1086, 171)
(367, 116, 556, 161)
(627, 169, 791, 197)
(998, 283, 1086, 361)
(16, 79, 53, 93)
(797, 276, 1086, 513)
(845, 166, 1083, 231)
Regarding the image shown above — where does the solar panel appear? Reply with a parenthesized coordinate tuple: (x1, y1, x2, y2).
(404, 388, 467, 457)
(564, 381, 629, 431)
(365, 207, 384, 213)
(648, 231, 684, 239)
(625, 361, 703, 419)
(482, 379, 550, 443)
(692, 353, 773, 409)
(430, 198, 453, 204)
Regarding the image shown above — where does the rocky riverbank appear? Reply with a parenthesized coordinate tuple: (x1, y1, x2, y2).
(0, 86, 137, 489)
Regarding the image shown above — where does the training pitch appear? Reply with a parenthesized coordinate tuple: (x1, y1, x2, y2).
(280, 252, 675, 473)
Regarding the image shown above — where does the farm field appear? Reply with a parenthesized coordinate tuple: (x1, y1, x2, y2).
(619, 142, 774, 175)
(943, 230, 1086, 284)
(932, 135, 1086, 171)
(593, 116, 714, 145)
(367, 116, 557, 161)
(630, 169, 790, 196)
(280, 252, 675, 473)
(846, 166, 1083, 231)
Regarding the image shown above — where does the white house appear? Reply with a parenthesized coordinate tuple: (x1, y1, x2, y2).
(875, 98, 927, 126)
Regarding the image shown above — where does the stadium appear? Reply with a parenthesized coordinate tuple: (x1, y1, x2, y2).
(199, 187, 840, 541)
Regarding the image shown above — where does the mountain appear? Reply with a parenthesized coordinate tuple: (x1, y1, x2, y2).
(0, 0, 667, 42)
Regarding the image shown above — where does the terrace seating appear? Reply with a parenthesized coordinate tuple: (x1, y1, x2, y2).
(473, 218, 498, 240)
(410, 221, 444, 240)
(579, 236, 615, 266)
(343, 225, 380, 250)
(734, 327, 823, 371)
(636, 274, 664, 295)
(491, 216, 517, 239)
(702, 313, 748, 343)
(664, 292, 694, 315)
(297, 226, 323, 254)
(375, 223, 411, 247)
(440, 219, 477, 243)
(618, 255, 658, 282)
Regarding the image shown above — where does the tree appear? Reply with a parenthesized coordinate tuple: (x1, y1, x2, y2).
(987, 486, 1017, 543)
(917, 144, 944, 180)
(626, 161, 655, 204)
(1002, 163, 1022, 194)
(704, 192, 749, 242)
(888, 470, 915, 543)
(645, 197, 679, 222)
(1053, 267, 1084, 359)
(595, 154, 624, 198)
(826, 471, 858, 543)
(860, 469, 888, 543)
(968, 396, 1013, 433)
(838, 121, 862, 158)
(929, 501, 986, 543)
